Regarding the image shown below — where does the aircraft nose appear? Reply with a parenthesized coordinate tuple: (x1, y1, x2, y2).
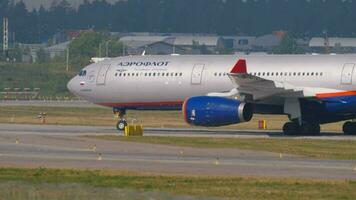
(67, 77, 78, 95)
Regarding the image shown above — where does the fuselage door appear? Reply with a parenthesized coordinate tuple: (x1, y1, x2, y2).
(341, 63, 355, 85)
(96, 64, 111, 85)
(191, 64, 205, 85)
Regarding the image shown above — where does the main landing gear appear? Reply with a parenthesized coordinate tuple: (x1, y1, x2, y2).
(343, 121, 356, 135)
(283, 121, 321, 136)
(114, 109, 127, 131)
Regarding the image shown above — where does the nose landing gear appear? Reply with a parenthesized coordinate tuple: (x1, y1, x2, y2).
(114, 109, 127, 131)
(116, 120, 127, 131)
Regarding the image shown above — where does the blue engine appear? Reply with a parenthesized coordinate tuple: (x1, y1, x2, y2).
(322, 96, 356, 114)
(183, 96, 253, 127)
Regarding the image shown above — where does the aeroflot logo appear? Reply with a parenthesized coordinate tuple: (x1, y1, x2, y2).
(117, 61, 170, 67)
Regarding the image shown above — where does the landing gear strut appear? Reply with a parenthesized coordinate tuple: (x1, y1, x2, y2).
(343, 122, 356, 135)
(283, 121, 320, 136)
(114, 109, 127, 131)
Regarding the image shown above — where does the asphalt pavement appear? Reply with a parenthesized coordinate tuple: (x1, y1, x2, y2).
(0, 123, 355, 180)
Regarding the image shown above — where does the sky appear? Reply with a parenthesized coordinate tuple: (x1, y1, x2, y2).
(14, 0, 123, 11)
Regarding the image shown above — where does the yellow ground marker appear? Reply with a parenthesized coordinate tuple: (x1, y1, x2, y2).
(92, 145, 97, 152)
(97, 153, 102, 161)
(279, 153, 283, 159)
(15, 138, 19, 144)
(353, 166, 356, 171)
(215, 157, 220, 165)
(179, 150, 184, 156)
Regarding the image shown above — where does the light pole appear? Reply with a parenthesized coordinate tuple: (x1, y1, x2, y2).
(105, 41, 109, 57)
(99, 43, 102, 57)
(66, 48, 69, 72)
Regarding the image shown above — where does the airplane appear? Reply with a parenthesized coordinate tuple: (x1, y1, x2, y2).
(67, 54, 356, 135)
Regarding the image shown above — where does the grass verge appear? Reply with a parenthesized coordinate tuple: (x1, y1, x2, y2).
(90, 136, 356, 160)
(0, 106, 345, 132)
(0, 168, 355, 200)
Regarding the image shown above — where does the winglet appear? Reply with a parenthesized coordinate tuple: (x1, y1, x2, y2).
(230, 59, 247, 74)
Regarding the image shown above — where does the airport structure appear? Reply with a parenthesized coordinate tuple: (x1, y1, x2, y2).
(6, 30, 356, 63)
(309, 37, 356, 53)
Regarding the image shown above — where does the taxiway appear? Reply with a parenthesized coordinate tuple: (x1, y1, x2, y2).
(0, 123, 355, 180)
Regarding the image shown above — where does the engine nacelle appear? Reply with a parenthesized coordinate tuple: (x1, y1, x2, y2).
(182, 96, 253, 127)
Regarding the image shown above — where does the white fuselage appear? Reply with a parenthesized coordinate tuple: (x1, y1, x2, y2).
(68, 54, 356, 108)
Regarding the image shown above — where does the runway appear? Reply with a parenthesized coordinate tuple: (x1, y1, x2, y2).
(0, 123, 356, 180)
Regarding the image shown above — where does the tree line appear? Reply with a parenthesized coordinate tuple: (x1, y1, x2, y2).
(1, 0, 356, 44)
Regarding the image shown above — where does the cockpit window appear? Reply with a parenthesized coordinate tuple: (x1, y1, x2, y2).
(79, 70, 87, 76)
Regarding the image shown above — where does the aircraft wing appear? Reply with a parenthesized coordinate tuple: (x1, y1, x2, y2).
(227, 59, 305, 100)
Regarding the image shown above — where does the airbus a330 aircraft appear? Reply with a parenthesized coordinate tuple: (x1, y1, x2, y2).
(67, 54, 356, 135)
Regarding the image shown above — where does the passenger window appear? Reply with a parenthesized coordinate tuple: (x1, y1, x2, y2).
(180, 72, 183, 76)
(115, 73, 118, 77)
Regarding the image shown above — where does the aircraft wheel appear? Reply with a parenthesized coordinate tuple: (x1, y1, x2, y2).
(283, 122, 300, 135)
(343, 122, 356, 135)
(301, 122, 321, 136)
(116, 120, 127, 131)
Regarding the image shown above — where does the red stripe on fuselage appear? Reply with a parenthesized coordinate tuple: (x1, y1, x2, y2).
(97, 101, 184, 107)
(316, 91, 356, 98)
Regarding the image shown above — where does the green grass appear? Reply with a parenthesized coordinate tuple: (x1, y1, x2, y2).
(0, 62, 76, 97)
(90, 136, 356, 160)
(0, 168, 355, 200)
(0, 182, 208, 200)
(0, 106, 345, 132)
